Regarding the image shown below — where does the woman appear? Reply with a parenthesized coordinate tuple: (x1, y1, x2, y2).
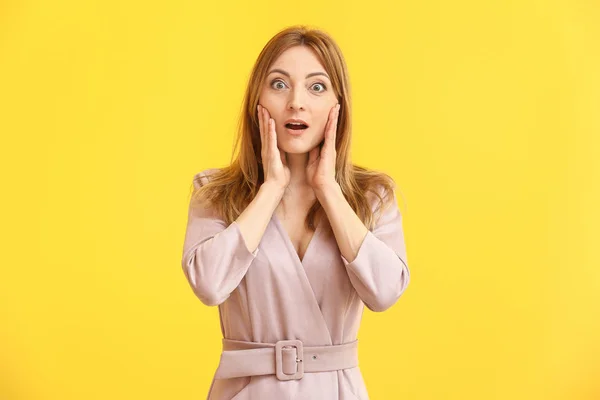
(181, 25, 410, 400)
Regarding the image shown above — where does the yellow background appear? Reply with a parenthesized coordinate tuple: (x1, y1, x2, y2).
(1, 0, 599, 399)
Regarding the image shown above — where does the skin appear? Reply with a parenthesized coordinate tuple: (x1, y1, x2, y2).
(257, 45, 340, 197)
(255, 45, 369, 263)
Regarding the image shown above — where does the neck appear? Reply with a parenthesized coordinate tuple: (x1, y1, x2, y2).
(286, 152, 311, 188)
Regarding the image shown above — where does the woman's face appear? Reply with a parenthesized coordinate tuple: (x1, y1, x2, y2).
(258, 45, 338, 154)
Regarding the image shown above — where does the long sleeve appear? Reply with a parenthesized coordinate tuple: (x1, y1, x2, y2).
(340, 186, 410, 312)
(181, 169, 259, 307)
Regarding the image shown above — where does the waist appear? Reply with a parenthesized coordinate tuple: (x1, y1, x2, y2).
(214, 338, 359, 381)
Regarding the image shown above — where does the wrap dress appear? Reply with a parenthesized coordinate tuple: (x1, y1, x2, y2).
(181, 168, 410, 400)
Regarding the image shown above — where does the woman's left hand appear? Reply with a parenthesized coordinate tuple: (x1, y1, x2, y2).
(307, 103, 340, 192)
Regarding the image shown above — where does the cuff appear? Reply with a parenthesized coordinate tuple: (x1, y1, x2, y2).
(340, 230, 374, 266)
(231, 221, 260, 258)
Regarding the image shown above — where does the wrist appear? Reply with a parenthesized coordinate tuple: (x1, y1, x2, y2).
(314, 182, 342, 203)
(261, 180, 286, 198)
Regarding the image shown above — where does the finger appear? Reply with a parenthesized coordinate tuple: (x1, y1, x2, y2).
(328, 104, 340, 148)
(331, 104, 340, 148)
(324, 105, 336, 141)
(262, 108, 268, 142)
(270, 118, 279, 159)
(322, 105, 337, 153)
(259, 106, 268, 166)
(264, 109, 272, 148)
(257, 105, 264, 145)
(263, 108, 270, 159)
(329, 105, 340, 168)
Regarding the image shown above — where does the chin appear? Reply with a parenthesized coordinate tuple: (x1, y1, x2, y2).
(280, 145, 310, 154)
(280, 131, 324, 152)
(280, 137, 322, 154)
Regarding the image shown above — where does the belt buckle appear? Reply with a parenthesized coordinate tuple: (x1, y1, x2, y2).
(274, 339, 304, 381)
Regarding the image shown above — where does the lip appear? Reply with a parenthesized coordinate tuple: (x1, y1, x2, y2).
(284, 118, 309, 127)
(285, 125, 309, 136)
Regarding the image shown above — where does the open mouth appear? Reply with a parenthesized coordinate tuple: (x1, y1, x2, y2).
(285, 123, 309, 130)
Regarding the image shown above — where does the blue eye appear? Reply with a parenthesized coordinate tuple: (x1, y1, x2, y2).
(312, 82, 326, 92)
(270, 79, 327, 93)
(271, 79, 286, 90)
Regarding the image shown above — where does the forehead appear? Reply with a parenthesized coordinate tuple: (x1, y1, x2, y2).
(269, 46, 326, 75)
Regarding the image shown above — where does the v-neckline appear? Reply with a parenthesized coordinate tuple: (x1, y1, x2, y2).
(271, 212, 324, 267)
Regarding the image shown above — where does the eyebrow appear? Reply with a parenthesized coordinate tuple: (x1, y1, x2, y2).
(267, 68, 330, 81)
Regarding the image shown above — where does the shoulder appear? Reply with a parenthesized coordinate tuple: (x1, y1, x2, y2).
(366, 181, 396, 211)
(192, 168, 221, 189)
(351, 165, 396, 208)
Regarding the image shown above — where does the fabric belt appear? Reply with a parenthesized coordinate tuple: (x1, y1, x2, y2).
(214, 338, 359, 381)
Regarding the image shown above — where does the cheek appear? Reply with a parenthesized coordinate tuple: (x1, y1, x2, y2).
(311, 119, 327, 144)
(258, 90, 276, 110)
(315, 114, 330, 133)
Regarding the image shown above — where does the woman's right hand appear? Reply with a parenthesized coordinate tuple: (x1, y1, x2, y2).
(257, 104, 290, 191)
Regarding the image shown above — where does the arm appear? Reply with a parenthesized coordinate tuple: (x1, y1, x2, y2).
(317, 183, 410, 312)
(181, 169, 284, 306)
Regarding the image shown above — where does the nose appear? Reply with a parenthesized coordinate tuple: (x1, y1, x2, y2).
(287, 86, 306, 111)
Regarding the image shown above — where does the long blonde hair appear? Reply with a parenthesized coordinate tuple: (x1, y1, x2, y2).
(191, 25, 402, 231)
